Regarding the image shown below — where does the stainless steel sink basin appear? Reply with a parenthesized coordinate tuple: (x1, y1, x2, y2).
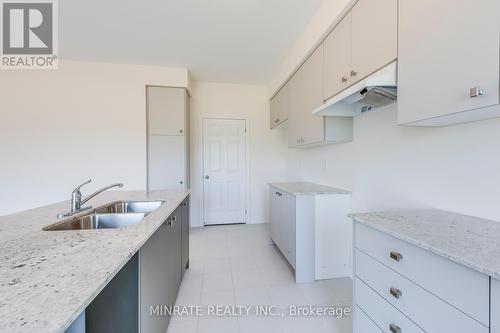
(44, 200, 164, 231)
(93, 201, 164, 214)
(44, 213, 146, 231)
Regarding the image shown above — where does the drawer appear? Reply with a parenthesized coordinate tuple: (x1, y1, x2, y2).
(355, 277, 425, 333)
(355, 249, 488, 333)
(355, 306, 383, 333)
(354, 222, 489, 325)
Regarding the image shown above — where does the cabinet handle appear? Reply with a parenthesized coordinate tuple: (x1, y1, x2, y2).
(470, 87, 484, 98)
(181, 202, 188, 207)
(389, 323, 402, 333)
(390, 287, 402, 299)
(275, 191, 282, 197)
(274, 118, 280, 123)
(179, 129, 183, 133)
(171, 215, 177, 222)
(180, 181, 184, 184)
(390, 251, 403, 262)
(341, 76, 348, 83)
(205, 175, 210, 180)
(351, 70, 357, 77)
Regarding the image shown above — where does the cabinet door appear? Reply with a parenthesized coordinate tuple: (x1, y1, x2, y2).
(300, 46, 326, 145)
(147, 87, 186, 136)
(270, 83, 289, 129)
(270, 188, 284, 250)
(398, 0, 500, 125)
(492, 278, 500, 333)
(139, 222, 170, 333)
(288, 46, 325, 147)
(181, 198, 190, 276)
(323, 13, 352, 100)
(287, 70, 303, 147)
(284, 192, 296, 268)
(351, 0, 397, 83)
(148, 135, 185, 191)
(167, 207, 183, 306)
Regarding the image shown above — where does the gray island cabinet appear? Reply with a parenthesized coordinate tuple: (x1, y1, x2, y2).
(85, 197, 190, 333)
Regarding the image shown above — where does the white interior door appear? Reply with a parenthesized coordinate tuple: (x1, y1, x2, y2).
(203, 119, 247, 225)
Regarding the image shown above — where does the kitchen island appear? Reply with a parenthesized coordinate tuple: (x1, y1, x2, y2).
(0, 190, 190, 333)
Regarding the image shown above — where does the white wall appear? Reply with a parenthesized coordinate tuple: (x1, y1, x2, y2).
(271, 0, 500, 222)
(189, 81, 288, 227)
(0, 60, 189, 216)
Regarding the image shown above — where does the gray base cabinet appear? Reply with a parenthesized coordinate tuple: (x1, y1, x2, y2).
(140, 205, 184, 333)
(84, 197, 190, 333)
(181, 198, 190, 275)
(86, 254, 139, 333)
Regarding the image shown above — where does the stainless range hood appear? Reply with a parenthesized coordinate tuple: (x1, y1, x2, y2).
(312, 61, 397, 117)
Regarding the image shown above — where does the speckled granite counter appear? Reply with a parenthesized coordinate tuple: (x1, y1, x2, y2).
(350, 210, 500, 279)
(270, 182, 351, 195)
(0, 190, 190, 333)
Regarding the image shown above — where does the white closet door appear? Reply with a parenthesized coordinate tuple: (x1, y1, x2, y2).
(148, 135, 185, 191)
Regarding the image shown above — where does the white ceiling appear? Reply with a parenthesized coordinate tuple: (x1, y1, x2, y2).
(60, 0, 324, 83)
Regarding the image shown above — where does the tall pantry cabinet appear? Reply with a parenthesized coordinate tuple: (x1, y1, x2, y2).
(147, 86, 190, 191)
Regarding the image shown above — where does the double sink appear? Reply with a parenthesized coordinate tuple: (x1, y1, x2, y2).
(44, 201, 164, 231)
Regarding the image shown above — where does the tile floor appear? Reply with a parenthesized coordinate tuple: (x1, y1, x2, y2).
(167, 223, 353, 333)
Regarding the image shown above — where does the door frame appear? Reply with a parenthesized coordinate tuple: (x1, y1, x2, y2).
(201, 117, 250, 226)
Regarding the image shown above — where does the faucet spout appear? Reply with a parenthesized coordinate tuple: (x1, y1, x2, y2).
(81, 183, 123, 206)
(58, 181, 124, 219)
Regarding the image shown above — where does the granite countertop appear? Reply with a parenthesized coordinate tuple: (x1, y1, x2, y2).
(270, 182, 351, 195)
(350, 210, 500, 279)
(0, 190, 190, 333)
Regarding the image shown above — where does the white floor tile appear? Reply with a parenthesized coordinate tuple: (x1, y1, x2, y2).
(238, 316, 284, 333)
(200, 290, 235, 307)
(202, 272, 234, 293)
(234, 286, 271, 306)
(166, 319, 197, 333)
(232, 268, 265, 290)
(170, 223, 353, 333)
(197, 317, 239, 333)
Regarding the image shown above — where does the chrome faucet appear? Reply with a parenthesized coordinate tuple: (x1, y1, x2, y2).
(58, 179, 123, 219)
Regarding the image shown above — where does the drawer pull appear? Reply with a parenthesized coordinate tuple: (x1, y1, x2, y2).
(390, 287, 402, 299)
(276, 191, 282, 197)
(389, 323, 402, 333)
(390, 251, 403, 262)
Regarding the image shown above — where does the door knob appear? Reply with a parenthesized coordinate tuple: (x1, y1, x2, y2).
(205, 175, 210, 179)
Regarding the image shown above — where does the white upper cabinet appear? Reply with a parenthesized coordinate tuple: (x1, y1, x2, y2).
(270, 82, 289, 129)
(323, 0, 397, 101)
(350, 0, 397, 84)
(147, 87, 186, 135)
(288, 46, 324, 147)
(398, 0, 500, 126)
(323, 13, 352, 100)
